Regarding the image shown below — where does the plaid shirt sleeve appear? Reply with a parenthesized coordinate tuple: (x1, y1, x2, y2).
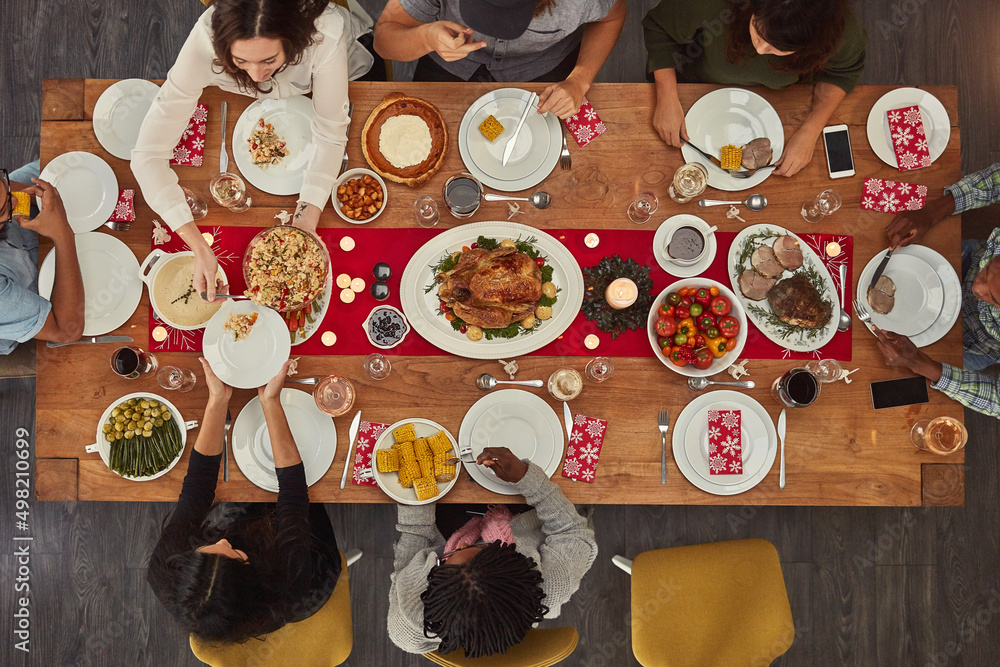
(945, 163, 1000, 214)
(932, 362, 1000, 419)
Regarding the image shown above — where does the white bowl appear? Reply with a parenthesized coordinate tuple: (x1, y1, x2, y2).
(362, 305, 411, 349)
(370, 418, 461, 505)
(139, 249, 229, 330)
(647, 278, 747, 378)
(332, 168, 388, 224)
(92, 392, 187, 481)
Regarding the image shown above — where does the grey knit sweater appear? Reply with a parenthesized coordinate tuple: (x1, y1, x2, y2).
(386, 462, 598, 654)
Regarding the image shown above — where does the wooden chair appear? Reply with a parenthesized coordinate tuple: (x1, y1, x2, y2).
(422, 626, 579, 667)
(189, 549, 359, 667)
(612, 538, 795, 667)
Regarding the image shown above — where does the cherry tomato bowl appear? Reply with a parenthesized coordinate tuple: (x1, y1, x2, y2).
(646, 278, 747, 378)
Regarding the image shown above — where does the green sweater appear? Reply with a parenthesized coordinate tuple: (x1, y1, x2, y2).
(642, 0, 867, 93)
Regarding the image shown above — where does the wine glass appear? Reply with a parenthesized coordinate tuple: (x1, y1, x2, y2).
(443, 173, 482, 218)
(110, 346, 158, 380)
(182, 187, 208, 220)
(910, 416, 968, 454)
(157, 366, 197, 392)
(627, 192, 658, 224)
(210, 172, 251, 213)
(805, 359, 843, 383)
(414, 195, 439, 228)
(313, 375, 355, 417)
(585, 357, 614, 383)
(547, 368, 583, 401)
(801, 189, 842, 223)
(363, 353, 391, 380)
(668, 163, 709, 204)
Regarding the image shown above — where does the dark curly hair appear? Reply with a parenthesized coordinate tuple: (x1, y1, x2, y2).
(727, 0, 849, 76)
(209, 0, 329, 95)
(421, 541, 548, 658)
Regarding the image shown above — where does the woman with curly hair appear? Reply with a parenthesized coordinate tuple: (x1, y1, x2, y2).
(387, 446, 597, 657)
(132, 0, 372, 303)
(644, 0, 867, 177)
(147, 359, 342, 644)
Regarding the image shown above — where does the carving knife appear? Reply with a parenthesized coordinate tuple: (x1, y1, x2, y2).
(867, 248, 893, 293)
(340, 410, 362, 489)
(502, 92, 537, 166)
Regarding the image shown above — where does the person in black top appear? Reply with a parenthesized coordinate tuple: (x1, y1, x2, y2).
(147, 358, 341, 644)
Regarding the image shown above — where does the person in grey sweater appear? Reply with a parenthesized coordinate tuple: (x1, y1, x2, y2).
(387, 446, 597, 657)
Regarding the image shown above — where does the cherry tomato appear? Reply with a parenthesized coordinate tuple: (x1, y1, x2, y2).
(706, 326, 721, 339)
(440, 302, 451, 313)
(674, 305, 690, 320)
(681, 296, 693, 306)
(689, 303, 704, 317)
(677, 287, 690, 297)
(462, 246, 471, 252)
(718, 315, 740, 339)
(666, 291, 682, 306)
(459, 325, 468, 334)
(655, 317, 677, 337)
(692, 347, 713, 370)
(673, 333, 688, 346)
(669, 346, 689, 367)
(693, 334, 706, 348)
(535, 257, 545, 268)
(725, 337, 738, 351)
(471, 242, 479, 249)
(709, 286, 720, 296)
(445, 312, 457, 321)
(710, 295, 732, 317)
(658, 336, 671, 349)
(697, 314, 716, 331)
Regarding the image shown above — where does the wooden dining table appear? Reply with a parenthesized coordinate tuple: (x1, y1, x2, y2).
(33, 79, 964, 506)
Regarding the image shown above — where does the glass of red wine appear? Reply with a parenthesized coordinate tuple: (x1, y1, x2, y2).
(110, 346, 158, 380)
(770, 367, 821, 408)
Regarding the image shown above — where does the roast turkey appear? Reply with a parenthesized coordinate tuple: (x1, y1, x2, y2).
(437, 246, 542, 329)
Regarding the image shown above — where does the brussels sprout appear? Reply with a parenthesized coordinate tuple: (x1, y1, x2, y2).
(104, 433, 114, 442)
(149, 400, 160, 408)
(124, 430, 135, 439)
(114, 422, 124, 432)
(154, 418, 164, 428)
(140, 400, 150, 409)
(150, 409, 161, 419)
(111, 408, 121, 418)
(141, 430, 153, 438)
(102, 424, 113, 434)
(162, 411, 173, 421)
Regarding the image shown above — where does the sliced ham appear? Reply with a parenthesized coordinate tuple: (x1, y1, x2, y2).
(739, 269, 776, 301)
(772, 235, 804, 271)
(751, 245, 784, 278)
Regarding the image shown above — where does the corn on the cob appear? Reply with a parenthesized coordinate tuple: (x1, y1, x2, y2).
(478, 115, 504, 142)
(414, 438, 431, 460)
(398, 460, 421, 488)
(392, 423, 417, 443)
(434, 454, 456, 482)
(427, 431, 452, 455)
(413, 476, 440, 501)
(417, 455, 434, 480)
(720, 144, 743, 170)
(11, 192, 31, 217)
(376, 448, 399, 473)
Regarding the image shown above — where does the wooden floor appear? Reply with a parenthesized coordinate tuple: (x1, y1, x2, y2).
(3, 1, 1000, 665)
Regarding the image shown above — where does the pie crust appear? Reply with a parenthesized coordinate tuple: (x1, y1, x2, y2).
(362, 93, 448, 187)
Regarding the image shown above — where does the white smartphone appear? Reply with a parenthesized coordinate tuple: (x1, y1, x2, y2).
(823, 124, 855, 179)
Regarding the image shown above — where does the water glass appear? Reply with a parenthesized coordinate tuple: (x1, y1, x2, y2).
(910, 417, 968, 455)
(210, 172, 251, 213)
(668, 163, 709, 204)
(805, 359, 843, 383)
(110, 346, 158, 380)
(414, 195, 439, 228)
(627, 192, 658, 224)
(770, 367, 820, 408)
(182, 187, 208, 220)
(584, 357, 614, 383)
(801, 189, 842, 223)
(363, 353, 391, 380)
(157, 366, 197, 392)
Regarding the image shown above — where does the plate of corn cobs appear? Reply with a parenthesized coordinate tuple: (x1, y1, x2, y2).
(371, 419, 461, 505)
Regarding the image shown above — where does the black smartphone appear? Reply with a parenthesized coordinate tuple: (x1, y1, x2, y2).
(823, 124, 856, 179)
(870, 376, 929, 410)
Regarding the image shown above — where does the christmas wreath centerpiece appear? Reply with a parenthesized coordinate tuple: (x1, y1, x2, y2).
(581, 255, 654, 339)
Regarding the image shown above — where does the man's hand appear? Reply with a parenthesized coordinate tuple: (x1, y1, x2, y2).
(774, 127, 819, 177)
(873, 326, 942, 382)
(198, 357, 233, 402)
(476, 446, 529, 483)
(423, 21, 486, 62)
(538, 76, 587, 120)
(16, 179, 72, 241)
(652, 93, 688, 148)
(258, 359, 291, 403)
(885, 193, 955, 249)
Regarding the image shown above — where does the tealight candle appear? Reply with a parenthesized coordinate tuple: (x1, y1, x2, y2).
(340, 236, 356, 252)
(584, 233, 600, 248)
(336, 273, 352, 289)
(350, 277, 366, 293)
(152, 326, 168, 342)
(201, 232, 214, 246)
(605, 278, 638, 309)
(321, 331, 337, 347)
(340, 288, 355, 304)
(584, 334, 600, 349)
(826, 241, 842, 257)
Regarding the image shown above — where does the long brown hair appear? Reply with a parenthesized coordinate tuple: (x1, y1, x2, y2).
(726, 0, 848, 76)
(534, 0, 558, 17)
(209, 0, 328, 95)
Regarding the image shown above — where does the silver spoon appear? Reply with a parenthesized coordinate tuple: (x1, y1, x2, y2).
(483, 192, 552, 209)
(200, 291, 249, 301)
(476, 373, 544, 390)
(687, 377, 756, 391)
(838, 263, 852, 332)
(697, 194, 768, 211)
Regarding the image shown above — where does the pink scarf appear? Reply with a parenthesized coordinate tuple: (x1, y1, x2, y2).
(444, 505, 515, 553)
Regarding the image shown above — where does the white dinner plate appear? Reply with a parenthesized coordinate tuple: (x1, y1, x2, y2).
(856, 248, 945, 337)
(399, 220, 584, 360)
(370, 418, 462, 505)
(203, 301, 291, 389)
(94, 392, 187, 482)
(866, 88, 950, 169)
(727, 223, 838, 352)
(459, 390, 564, 496)
(232, 388, 337, 492)
(651, 214, 718, 277)
(680, 88, 784, 192)
(38, 152, 119, 233)
(458, 88, 562, 192)
(92, 79, 161, 160)
(232, 96, 315, 195)
(38, 232, 143, 336)
(672, 390, 777, 496)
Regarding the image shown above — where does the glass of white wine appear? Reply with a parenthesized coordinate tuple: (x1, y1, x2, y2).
(801, 189, 842, 223)
(910, 416, 967, 455)
(210, 172, 251, 213)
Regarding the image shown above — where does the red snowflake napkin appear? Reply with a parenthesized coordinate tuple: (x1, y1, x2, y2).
(169, 104, 208, 167)
(861, 177, 928, 214)
(107, 189, 135, 222)
(353, 420, 389, 487)
(561, 414, 608, 483)
(708, 409, 742, 475)
(887, 105, 932, 172)
(563, 97, 606, 148)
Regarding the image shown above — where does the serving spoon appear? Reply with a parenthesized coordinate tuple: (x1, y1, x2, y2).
(698, 194, 768, 211)
(838, 263, 852, 332)
(483, 192, 552, 209)
(687, 377, 755, 391)
(476, 373, 544, 390)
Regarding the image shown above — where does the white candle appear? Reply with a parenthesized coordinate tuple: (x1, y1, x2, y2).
(584, 334, 600, 349)
(584, 233, 600, 248)
(826, 241, 842, 257)
(605, 278, 638, 309)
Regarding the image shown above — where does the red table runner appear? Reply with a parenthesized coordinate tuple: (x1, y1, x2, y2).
(148, 225, 852, 361)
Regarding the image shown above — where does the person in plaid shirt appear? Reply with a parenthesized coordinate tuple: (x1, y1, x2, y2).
(876, 163, 1000, 417)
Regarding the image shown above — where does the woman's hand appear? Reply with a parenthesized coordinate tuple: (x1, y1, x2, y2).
(476, 446, 529, 483)
(423, 21, 486, 62)
(258, 359, 291, 403)
(774, 126, 819, 177)
(652, 93, 688, 148)
(192, 245, 226, 304)
(198, 357, 233, 402)
(538, 76, 587, 120)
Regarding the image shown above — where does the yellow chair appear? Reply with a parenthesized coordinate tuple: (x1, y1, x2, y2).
(423, 626, 579, 667)
(613, 539, 794, 667)
(190, 550, 356, 667)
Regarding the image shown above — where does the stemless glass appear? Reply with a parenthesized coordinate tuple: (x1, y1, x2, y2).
(627, 192, 658, 224)
(157, 366, 197, 392)
(801, 189, 842, 223)
(584, 357, 614, 383)
(363, 353, 391, 380)
(547, 368, 583, 401)
(443, 173, 483, 218)
(182, 187, 208, 220)
(313, 375, 355, 417)
(210, 172, 251, 213)
(910, 417, 968, 455)
(805, 359, 843, 383)
(111, 346, 158, 380)
(668, 163, 709, 203)
(770, 367, 820, 408)
(414, 195, 439, 228)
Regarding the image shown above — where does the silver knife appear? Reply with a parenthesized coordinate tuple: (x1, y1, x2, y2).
(47, 335, 132, 348)
(338, 102, 354, 178)
(502, 92, 537, 166)
(867, 248, 893, 293)
(777, 408, 787, 490)
(562, 402, 574, 441)
(340, 410, 362, 489)
(220, 101, 229, 173)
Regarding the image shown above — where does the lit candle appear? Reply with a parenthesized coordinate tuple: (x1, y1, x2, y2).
(151, 326, 168, 342)
(605, 278, 638, 309)
(826, 241, 842, 257)
(584, 334, 600, 349)
(201, 232, 215, 246)
(584, 233, 600, 248)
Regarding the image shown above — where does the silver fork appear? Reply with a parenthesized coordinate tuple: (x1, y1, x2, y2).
(285, 376, 321, 385)
(223, 409, 232, 482)
(103, 220, 131, 232)
(658, 409, 670, 484)
(852, 298, 876, 335)
(559, 126, 572, 170)
(339, 102, 354, 177)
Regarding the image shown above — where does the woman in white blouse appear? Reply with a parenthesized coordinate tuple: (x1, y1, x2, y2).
(132, 0, 372, 301)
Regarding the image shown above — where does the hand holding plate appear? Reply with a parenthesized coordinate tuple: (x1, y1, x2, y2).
(258, 359, 292, 403)
(199, 356, 233, 402)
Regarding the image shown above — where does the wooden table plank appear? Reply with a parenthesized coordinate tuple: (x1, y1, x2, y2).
(38, 80, 964, 505)
(35, 458, 78, 501)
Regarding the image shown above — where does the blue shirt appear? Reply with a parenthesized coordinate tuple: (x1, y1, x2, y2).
(0, 220, 51, 354)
